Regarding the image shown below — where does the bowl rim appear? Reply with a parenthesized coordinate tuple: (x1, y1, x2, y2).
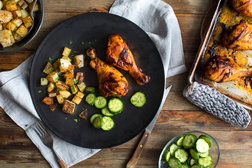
(0, 0, 44, 54)
(158, 130, 220, 168)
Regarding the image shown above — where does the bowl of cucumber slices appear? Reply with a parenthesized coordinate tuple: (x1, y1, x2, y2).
(158, 131, 220, 168)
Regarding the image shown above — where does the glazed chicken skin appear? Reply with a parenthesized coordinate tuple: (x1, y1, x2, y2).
(86, 47, 128, 97)
(205, 56, 252, 82)
(222, 21, 252, 50)
(106, 34, 150, 85)
(232, 0, 252, 17)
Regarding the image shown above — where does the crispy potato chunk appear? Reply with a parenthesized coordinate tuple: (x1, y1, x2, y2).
(46, 71, 59, 83)
(74, 54, 84, 68)
(56, 95, 64, 104)
(6, 22, 17, 31)
(0, 30, 15, 48)
(59, 90, 71, 98)
(72, 92, 84, 104)
(55, 81, 69, 90)
(48, 92, 56, 98)
(6, 1, 18, 11)
(43, 62, 54, 74)
(13, 10, 22, 18)
(16, 25, 28, 37)
(13, 32, 22, 41)
(0, 10, 13, 24)
(62, 100, 75, 114)
(42, 97, 54, 105)
(62, 47, 71, 57)
(70, 85, 78, 94)
(22, 16, 33, 28)
(20, 9, 28, 18)
(12, 18, 22, 27)
(47, 82, 55, 92)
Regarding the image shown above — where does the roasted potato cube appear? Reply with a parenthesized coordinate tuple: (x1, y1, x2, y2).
(0, 10, 13, 24)
(74, 54, 84, 68)
(65, 77, 74, 86)
(47, 82, 55, 92)
(56, 95, 64, 104)
(6, 22, 17, 31)
(40, 77, 48, 86)
(13, 32, 22, 41)
(12, 18, 22, 27)
(64, 70, 74, 78)
(77, 82, 86, 92)
(0, 30, 15, 48)
(42, 97, 54, 105)
(48, 92, 56, 97)
(53, 59, 60, 70)
(55, 81, 69, 90)
(13, 10, 22, 18)
(70, 85, 78, 94)
(20, 9, 28, 18)
(43, 62, 54, 74)
(59, 58, 72, 72)
(33, 2, 39, 12)
(16, 25, 28, 37)
(22, 16, 33, 28)
(21, 1, 28, 9)
(0, 1, 3, 10)
(62, 47, 71, 57)
(0, 24, 2, 30)
(6, 1, 18, 11)
(62, 100, 75, 114)
(26, 0, 33, 3)
(18, 0, 25, 6)
(59, 90, 71, 98)
(72, 92, 84, 104)
(46, 71, 59, 83)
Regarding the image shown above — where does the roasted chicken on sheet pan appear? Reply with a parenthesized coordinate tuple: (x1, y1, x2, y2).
(222, 21, 252, 50)
(232, 0, 252, 17)
(86, 47, 129, 97)
(106, 34, 150, 85)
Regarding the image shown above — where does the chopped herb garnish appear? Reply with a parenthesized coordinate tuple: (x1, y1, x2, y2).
(74, 79, 78, 84)
(88, 41, 92, 44)
(69, 106, 72, 109)
(81, 42, 85, 45)
(74, 119, 78, 123)
(56, 88, 62, 91)
(48, 57, 54, 63)
(65, 117, 67, 120)
(73, 51, 77, 53)
(25, 124, 28, 127)
(69, 40, 73, 45)
(38, 90, 42, 93)
(64, 108, 67, 111)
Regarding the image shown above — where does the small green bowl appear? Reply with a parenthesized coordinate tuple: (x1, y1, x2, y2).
(0, 0, 44, 54)
(158, 130, 220, 168)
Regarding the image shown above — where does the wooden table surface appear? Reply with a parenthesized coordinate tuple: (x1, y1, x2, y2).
(0, 0, 251, 167)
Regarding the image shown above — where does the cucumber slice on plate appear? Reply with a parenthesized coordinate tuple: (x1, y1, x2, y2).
(174, 149, 188, 163)
(95, 96, 107, 109)
(162, 150, 171, 162)
(198, 155, 212, 167)
(85, 86, 95, 93)
(86, 93, 96, 105)
(176, 136, 184, 147)
(196, 139, 209, 153)
(199, 151, 209, 158)
(108, 98, 123, 114)
(189, 158, 198, 166)
(90, 114, 102, 124)
(182, 134, 197, 149)
(168, 157, 182, 168)
(169, 143, 179, 156)
(181, 164, 189, 168)
(101, 107, 114, 117)
(130, 92, 146, 107)
(189, 149, 200, 160)
(101, 116, 114, 131)
(92, 116, 103, 129)
(199, 135, 212, 147)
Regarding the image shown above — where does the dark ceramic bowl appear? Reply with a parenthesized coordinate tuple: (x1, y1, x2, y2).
(0, 0, 44, 54)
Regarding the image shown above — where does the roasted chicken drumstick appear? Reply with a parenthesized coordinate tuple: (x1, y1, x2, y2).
(106, 34, 150, 85)
(205, 56, 252, 82)
(86, 47, 129, 97)
(232, 0, 252, 17)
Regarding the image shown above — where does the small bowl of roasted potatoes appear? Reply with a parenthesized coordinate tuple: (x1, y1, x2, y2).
(0, 0, 44, 53)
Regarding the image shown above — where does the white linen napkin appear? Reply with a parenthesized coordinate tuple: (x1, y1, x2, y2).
(0, 0, 186, 167)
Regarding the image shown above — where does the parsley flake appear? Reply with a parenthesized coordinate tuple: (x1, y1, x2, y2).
(48, 57, 54, 63)
(69, 41, 73, 45)
(38, 90, 42, 93)
(65, 117, 67, 120)
(74, 119, 78, 123)
(69, 106, 72, 109)
(81, 42, 85, 45)
(25, 124, 28, 127)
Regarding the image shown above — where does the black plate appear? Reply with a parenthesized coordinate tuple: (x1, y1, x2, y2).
(30, 12, 165, 148)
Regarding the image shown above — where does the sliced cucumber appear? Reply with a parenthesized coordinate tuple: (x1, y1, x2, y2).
(101, 107, 114, 117)
(199, 151, 209, 158)
(182, 134, 197, 149)
(181, 164, 189, 168)
(169, 143, 179, 156)
(168, 157, 182, 168)
(85, 86, 95, 93)
(176, 136, 184, 147)
(130, 92, 146, 107)
(92, 116, 102, 129)
(86, 93, 96, 105)
(198, 155, 212, 167)
(90, 114, 102, 124)
(101, 116, 114, 131)
(199, 135, 212, 147)
(191, 165, 201, 168)
(108, 98, 123, 114)
(189, 158, 198, 166)
(95, 96, 107, 109)
(196, 139, 209, 153)
(174, 149, 188, 163)
(162, 150, 171, 162)
(189, 149, 200, 160)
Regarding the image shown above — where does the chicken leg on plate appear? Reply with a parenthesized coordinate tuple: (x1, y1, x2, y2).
(232, 0, 252, 17)
(106, 34, 150, 85)
(86, 47, 129, 97)
(205, 56, 252, 82)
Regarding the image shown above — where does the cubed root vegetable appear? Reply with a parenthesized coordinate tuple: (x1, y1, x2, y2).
(72, 92, 84, 104)
(42, 97, 54, 105)
(62, 100, 75, 114)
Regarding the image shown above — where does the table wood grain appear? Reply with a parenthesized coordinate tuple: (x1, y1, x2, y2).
(0, 0, 251, 167)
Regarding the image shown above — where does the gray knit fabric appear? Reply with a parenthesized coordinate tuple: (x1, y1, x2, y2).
(183, 82, 251, 128)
